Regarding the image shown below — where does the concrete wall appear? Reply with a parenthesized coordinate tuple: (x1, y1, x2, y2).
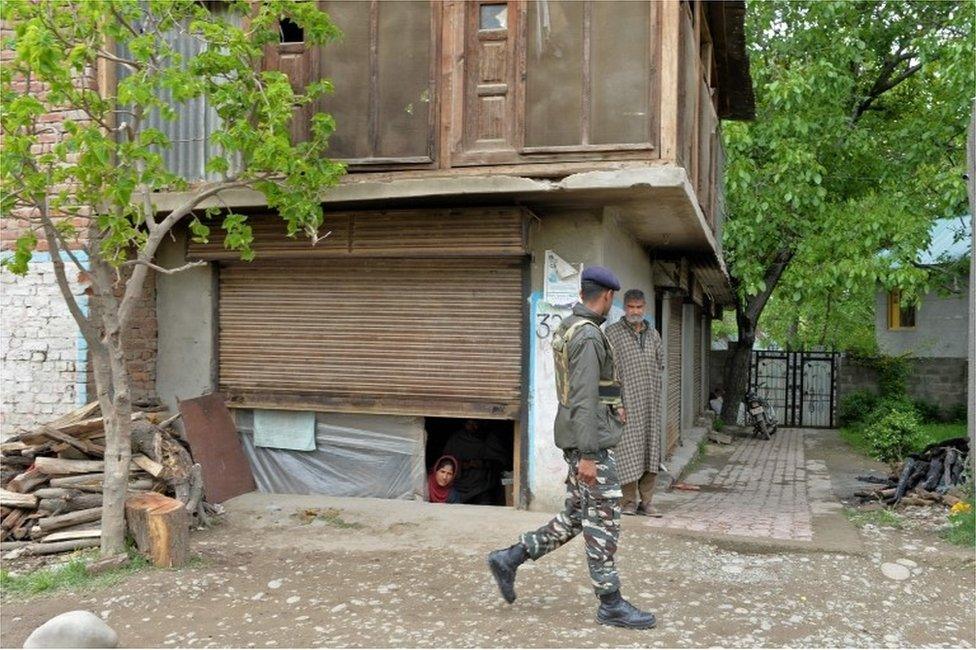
(154, 230, 217, 415)
(875, 284, 969, 359)
(838, 356, 969, 418)
(525, 207, 655, 511)
(1, 253, 89, 437)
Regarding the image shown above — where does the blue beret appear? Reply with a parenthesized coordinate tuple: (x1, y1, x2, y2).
(581, 266, 621, 291)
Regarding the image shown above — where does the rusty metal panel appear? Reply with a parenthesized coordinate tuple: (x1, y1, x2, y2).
(217, 257, 524, 418)
(178, 393, 256, 503)
(693, 305, 703, 418)
(187, 208, 527, 261)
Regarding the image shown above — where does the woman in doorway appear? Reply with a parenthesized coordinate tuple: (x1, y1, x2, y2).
(428, 455, 460, 504)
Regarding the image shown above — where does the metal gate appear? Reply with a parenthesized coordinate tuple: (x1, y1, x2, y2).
(749, 350, 839, 428)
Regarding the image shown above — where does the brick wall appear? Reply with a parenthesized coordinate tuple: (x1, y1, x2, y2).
(1, 253, 89, 436)
(1, 25, 158, 435)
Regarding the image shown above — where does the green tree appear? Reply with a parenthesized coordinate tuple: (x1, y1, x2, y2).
(719, 0, 974, 425)
(1, 0, 345, 556)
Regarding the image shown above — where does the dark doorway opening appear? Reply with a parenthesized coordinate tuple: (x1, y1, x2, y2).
(279, 18, 304, 43)
(425, 418, 514, 506)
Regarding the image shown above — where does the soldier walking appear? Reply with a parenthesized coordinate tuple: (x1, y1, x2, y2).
(487, 267, 656, 630)
(605, 289, 666, 517)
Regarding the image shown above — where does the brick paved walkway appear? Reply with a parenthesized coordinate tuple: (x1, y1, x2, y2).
(645, 429, 814, 541)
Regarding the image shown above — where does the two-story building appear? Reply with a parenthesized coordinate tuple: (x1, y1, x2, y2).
(3, 1, 754, 511)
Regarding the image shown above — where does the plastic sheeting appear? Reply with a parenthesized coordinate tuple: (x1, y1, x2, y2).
(253, 409, 316, 451)
(236, 410, 426, 500)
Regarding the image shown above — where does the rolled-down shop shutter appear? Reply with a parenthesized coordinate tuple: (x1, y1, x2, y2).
(190, 208, 527, 419)
(666, 297, 682, 453)
(693, 304, 703, 418)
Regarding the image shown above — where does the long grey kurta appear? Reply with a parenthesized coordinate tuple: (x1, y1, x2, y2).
(605, 318, 665, 485)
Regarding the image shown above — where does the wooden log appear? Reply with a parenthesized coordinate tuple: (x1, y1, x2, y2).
(50, 473, 103, 488)
(1, 454, 33, 469)
(42, 528, 101, 543)
(898, 496, 935, 507)
(125, 493, 189, 568)
(38, 493, 102, 515)
(85, 553, 129, 575)
(38, 507, 102, 533)
(35, 457, 104, 475)
(7, 467, 48, 493)
(33, 488, 71, 499)
(39, 426, 101, 456)
(0, 541, 29, 551)
(24, 538, 100, 555)
(71, 479, 153, 494)
(0, 442, 27, 454)
(131, 454, 164, 478)
(2, 507, 28, 531)
(37, 457, 161, 476)
(0, 489, 38, 509)
(943, 494, 962, 507)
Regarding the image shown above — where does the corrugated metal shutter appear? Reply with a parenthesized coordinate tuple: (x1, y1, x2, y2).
(188, 208, 526, 260)
(693, 305, 703, 418)
(666, 298, 682, 452)
(218, 257, 524, 419)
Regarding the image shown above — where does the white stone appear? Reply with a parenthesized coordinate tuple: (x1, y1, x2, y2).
(23, 611, 118, 648)
(330, 604, 347, 613)
(722, 565, 745, 575)
(286, 596, 301, 605)
(267, 579, 283, 589)
(880, 563, 911, 581)
(895, 558, 918, 568)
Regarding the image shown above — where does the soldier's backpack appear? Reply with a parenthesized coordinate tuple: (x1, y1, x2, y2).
(551, 319, 622, 408)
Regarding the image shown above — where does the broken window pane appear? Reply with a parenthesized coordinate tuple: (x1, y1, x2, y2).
(480, 4, 508, 30)
(279, 17, 304, 43)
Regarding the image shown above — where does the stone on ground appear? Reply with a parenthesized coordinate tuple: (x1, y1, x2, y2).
(23, 611, 118, 648)
(881, 562, 911, 581)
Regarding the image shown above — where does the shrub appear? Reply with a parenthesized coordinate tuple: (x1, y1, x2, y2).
(839, 390, 878, 426)
(863, 406, 922, 466)
(946, 403, 967, 424)
(912, 399, 942, 424)
(713, 417, 725, 432)
(874, 355, 910, 398)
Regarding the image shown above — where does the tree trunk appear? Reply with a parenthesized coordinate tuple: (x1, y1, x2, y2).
(721, 305, 757, 426)
(99, 331, 133, 556)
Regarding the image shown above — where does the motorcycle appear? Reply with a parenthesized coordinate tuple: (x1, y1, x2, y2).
(743, 389, 778, 440)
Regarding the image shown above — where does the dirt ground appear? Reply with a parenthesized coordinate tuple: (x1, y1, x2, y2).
(2, 430, 974, 648)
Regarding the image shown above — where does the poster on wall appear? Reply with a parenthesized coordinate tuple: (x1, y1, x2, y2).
(543, 250, 582, 307)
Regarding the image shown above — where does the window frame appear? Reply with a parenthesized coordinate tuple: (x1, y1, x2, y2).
(316, 0, 442, 170)
(887, 290, 918, 330)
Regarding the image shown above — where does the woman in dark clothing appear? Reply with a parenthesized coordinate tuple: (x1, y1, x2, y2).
(441, 420, 508, 505)
(428, 455, 460, 504)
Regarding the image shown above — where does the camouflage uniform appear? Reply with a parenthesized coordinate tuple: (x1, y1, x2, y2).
(521, 302, 625, 596)
(521, 448, 623, 594)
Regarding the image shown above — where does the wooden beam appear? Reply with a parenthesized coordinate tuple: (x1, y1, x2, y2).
(659, 0, 681, 163)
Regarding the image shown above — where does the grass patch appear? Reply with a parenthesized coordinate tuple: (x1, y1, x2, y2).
(943, 506, 975, 547)
(0, 547, 150, 599)
(844, 507, 904, 529)
(292, 507, 364, 529)
(841, 422, 966, 459)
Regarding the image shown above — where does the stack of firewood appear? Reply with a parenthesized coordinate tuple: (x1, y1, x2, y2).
(0, 402, 206, 557)
(855, 437, 970, 507)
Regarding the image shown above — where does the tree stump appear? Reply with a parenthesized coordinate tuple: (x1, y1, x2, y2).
(124, 493, 189, 568)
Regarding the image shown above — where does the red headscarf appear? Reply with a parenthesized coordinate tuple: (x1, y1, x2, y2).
(428, 455, 459, 503)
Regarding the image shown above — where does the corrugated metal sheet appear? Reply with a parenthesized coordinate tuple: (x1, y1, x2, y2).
(116, 9, 242, 182)
(187, 208, 528, 260)
(218, 257, 524, 419)
(666, 298, 682, 452)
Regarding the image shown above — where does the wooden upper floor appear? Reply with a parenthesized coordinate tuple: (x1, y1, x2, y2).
(134, 1, 753, 234)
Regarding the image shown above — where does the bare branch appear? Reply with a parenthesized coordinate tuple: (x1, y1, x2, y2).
(120, 259, 207, 275)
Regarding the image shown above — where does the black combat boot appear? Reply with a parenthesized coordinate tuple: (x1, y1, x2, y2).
(596, 591, 657, 629)
(487, 542, 529, 603)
